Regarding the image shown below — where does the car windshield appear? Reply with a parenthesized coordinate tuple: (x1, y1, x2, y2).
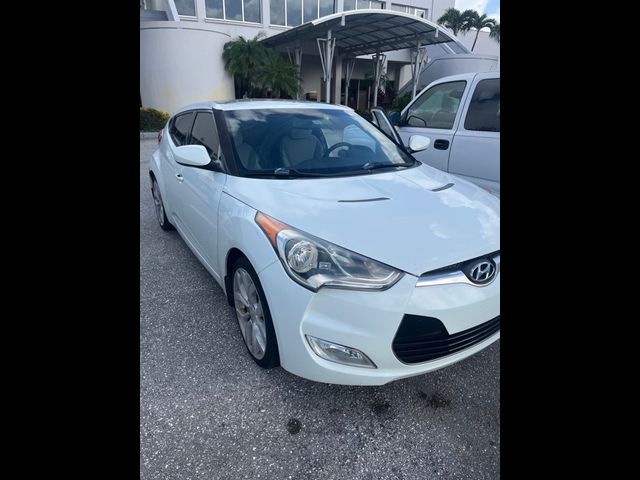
(223, 108, 416, 177)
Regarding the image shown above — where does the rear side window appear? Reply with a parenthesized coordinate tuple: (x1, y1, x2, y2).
(170, 112, 194, 146)
(464, 79, 500, 132)
(405, 81, 466, 129)
(190, 112, 220, 160)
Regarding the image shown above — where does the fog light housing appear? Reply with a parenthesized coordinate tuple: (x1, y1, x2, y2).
(306, 335, 377, 368)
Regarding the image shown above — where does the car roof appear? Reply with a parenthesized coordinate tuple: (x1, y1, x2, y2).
(430, 71, 500, 84)
(173, 99, 352, 116)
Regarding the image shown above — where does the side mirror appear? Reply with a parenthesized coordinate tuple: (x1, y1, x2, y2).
(408, 135, 430, 153)
(174, 145, 211, 167)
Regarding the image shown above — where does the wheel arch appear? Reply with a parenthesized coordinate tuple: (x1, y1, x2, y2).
(224, 247, 247, 306)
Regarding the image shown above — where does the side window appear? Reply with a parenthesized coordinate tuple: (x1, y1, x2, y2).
(169, 112, 195, 146)
(405, 81, 466, 129)
(464, 78, 500, 132)
(190, 112, 220, 160)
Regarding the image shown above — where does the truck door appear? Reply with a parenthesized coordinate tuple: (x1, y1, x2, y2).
(449, 75, 500, 195)
(396, 79, 469, 172)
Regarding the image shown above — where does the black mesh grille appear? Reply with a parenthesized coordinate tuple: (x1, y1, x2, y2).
(392, 315, 500, 364)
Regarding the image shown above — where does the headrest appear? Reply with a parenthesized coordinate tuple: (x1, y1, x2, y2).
(288, 129, 312, 140)
(291, 119, 315, 129)
(477, 90, 498, 102)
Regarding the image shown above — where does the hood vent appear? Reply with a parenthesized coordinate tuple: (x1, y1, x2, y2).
(430, 183, 454, 192)
(338, 197, 390, 203)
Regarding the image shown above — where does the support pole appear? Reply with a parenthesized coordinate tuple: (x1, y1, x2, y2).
(344, 57, 356, 105)
(372, 50, 386, 107)
(411, 39, 428, 99)
(333, 53, 342, 104)
(287, 43, 303, 99)
(317, 30, 336, 103)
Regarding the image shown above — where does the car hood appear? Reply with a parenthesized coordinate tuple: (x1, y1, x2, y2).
(224, 164, 500, 277)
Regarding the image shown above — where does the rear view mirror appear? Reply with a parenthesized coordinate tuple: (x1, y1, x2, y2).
(174, 145, 211, 167)
(408, 135, 430, 153)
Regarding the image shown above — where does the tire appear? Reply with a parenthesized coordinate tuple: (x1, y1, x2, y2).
(231, 257, 280, 369)
(151, 177, 174, 231)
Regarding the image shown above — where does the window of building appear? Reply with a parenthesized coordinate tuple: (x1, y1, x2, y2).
(464, 79, 500, 132)
(390, 4, 427, 18)
(271, 0, 285, 24)
(205, 0, 262, 23)
(270, 0, 335, 26)
(319, 0, 333, 17)
(170, 112, 195, 146)
(287, 0, 302, 25)
(175, 0, 196, 16)
(343, 0, 384, 10)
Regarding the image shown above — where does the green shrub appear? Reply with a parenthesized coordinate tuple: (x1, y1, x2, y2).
(390, 92, 412, 112)
(140, 108, 170, 131)
(355, 109, 372, 122)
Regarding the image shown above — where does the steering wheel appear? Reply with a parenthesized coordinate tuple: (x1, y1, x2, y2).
(325, 142, 352, 156)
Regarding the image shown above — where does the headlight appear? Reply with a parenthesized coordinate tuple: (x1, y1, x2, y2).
(256, 212, 403, 291)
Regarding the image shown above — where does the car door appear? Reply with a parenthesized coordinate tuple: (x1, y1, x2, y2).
(179, 110, 227, 278)
(448, 75, 500, 195)
(164, 111, 195, 222)
(396, 79, 470, 172)
(370, 107, 404, 146)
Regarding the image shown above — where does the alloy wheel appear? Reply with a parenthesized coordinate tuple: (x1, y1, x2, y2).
(233, 268, 267, 360)
(152, 181, 165, 227)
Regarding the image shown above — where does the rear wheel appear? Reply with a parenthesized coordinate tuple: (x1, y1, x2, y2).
(151, 178, 174, 231)
(231, 257, 280, 368)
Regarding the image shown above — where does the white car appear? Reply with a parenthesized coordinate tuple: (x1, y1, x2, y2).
(149, 100, 500, 385)
(377, 71, 500, 196)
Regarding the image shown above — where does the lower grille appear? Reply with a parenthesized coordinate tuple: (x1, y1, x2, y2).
(392, 315, 500, 364)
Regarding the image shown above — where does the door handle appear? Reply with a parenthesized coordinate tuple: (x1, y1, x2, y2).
(175, 173, 184, 182)
(434, 139, 450, 150)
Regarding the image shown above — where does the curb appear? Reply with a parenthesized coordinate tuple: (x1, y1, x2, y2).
(140, 131, 159, 139)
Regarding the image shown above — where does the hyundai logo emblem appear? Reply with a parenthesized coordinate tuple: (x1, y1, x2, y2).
(469, 260, 496, 284)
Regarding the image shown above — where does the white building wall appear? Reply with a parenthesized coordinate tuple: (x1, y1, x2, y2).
(140, 0, 497, 113)
(456, 29, 500, 61)
(141, 23, 238, 114)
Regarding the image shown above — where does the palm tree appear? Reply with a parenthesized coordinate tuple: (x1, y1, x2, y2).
(468, 12, 497, 51)
(222, 33, 268, 98)
(258, 51, 300, 99)
(489, 23, 500, 44)
(437, 8, 474, 36)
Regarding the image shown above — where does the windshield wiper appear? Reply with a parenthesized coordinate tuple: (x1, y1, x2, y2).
(361, 161, 414, 171)
(244, 168, 338, 178)
(273, 168, 338, 177)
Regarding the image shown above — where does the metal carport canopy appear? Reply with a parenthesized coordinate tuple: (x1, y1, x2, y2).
(261, 9, 465, 57)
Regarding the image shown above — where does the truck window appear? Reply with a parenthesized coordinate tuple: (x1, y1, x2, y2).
(404, 81, 466, 129)
(464, 79, 500, 132)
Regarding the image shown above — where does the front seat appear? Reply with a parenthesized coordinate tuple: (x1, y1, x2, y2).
(430, 94, 458, 128)
(234, 130, 260, 170)
(279, 129, 324, 167)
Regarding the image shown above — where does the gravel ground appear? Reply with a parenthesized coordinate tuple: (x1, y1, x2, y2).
(139, 139, 500, 479)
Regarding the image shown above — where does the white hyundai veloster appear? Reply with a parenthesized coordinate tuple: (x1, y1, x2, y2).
(148, 100, 500, 385)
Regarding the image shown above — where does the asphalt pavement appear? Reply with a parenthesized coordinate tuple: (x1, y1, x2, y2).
(139, 139, 500, 480)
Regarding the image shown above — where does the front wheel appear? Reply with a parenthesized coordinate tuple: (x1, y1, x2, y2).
(231, 257, 280, 368)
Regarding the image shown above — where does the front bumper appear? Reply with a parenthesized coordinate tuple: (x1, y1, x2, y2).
(258, 260, 500, 385)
